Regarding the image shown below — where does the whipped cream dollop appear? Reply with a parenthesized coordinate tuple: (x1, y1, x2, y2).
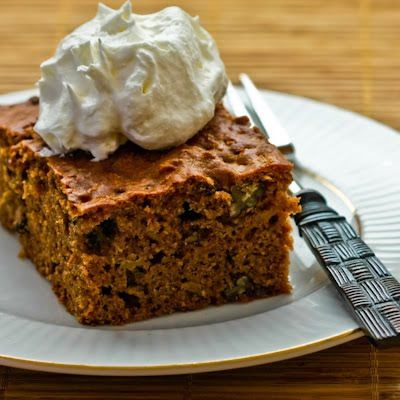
(35, 1, 228, 160)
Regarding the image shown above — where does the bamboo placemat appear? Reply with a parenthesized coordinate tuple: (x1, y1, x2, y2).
(0, 0, 399, 398)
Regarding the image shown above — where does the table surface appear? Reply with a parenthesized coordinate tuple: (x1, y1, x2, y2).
(1, 0, 399, 398)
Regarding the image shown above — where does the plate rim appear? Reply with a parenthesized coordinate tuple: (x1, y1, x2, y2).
(0, 329, 363, 375)
(2, 87, 398, 375)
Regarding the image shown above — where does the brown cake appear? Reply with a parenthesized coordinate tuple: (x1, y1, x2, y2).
(0, 97, 300, 325)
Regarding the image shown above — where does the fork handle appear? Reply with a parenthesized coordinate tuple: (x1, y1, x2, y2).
(294, 188, 400, 347)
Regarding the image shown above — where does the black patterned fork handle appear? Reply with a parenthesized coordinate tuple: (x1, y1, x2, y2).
(294, 188, 400, 347)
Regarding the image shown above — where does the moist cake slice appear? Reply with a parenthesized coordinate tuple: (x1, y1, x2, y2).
(0, 98, 300, 325)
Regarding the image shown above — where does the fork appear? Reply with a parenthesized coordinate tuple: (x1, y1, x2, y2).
(226, 74, 400, 347)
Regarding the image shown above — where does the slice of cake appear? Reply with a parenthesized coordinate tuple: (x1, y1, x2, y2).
(0, 99, 299, 325)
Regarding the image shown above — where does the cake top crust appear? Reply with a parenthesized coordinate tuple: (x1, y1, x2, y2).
(0, 99, 292, 215)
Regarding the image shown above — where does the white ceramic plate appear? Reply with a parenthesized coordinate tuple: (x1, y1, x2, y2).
(0, 88, 399, 376)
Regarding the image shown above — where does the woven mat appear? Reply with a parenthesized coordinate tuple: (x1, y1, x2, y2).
(0, 0, 399, 398)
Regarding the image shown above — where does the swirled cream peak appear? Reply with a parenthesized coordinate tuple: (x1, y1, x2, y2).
(35, 1, 228, 160)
